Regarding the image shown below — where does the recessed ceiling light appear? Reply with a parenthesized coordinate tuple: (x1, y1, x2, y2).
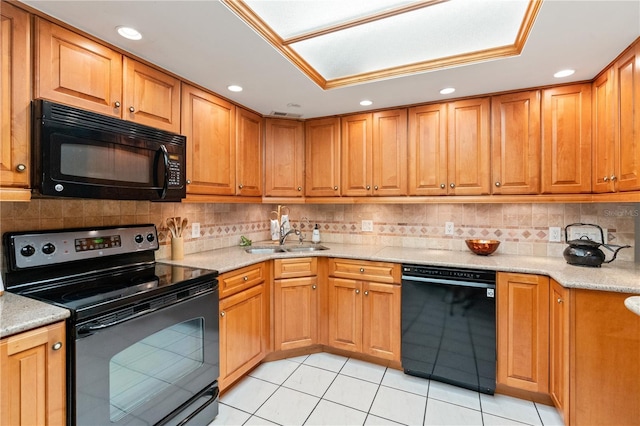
(554, 69, 575, 78)
(360, 100, 373, 106)
(440, 87, 456, 95)
(227, 85, 243, 92)
(116, 26, 142, 40)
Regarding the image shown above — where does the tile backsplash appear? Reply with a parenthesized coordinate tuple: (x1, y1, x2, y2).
(0, 200, 637, 264)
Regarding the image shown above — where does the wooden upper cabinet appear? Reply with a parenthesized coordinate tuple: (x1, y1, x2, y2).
(613, 42, 640, 192)
(35, 18, 123, 117)
(447, 98, 491, 195)
(305, 117, 341, 197)
(592, 68, 616, 193)
(372, 109, 408, 196)
(181, 83, 236, 196)
(408, 103, 448, 195)
(491, 91, 541, 194)
(264, 118, 305, 197)
(541, 84, 592, 194)
(122, 57, 181, 133)
(236, 107, 263, 196)
(341, 110, 407, 196)
(1, 2, 30, 191)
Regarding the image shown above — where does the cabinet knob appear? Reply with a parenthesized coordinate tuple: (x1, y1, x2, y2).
(360, 268, 365, 273)
(15, 164, 26, 173)
(297, 186, 302, 191)
(312, 285, 317, 290)
(238, 183, 244, 189)
(243, 276, 248, 281)
(334, 186, 338, 190)
(495, 181, 501, 187)
(220, 311, 225, 317)
(52, 342, 62, 351)
(129, 106, 135, 113)
(374, 185, 379, 190)
(557, 298, 563, 304)
(603, 176, 609, 182)
(450, 183, 456, 189)
(364, 291, 369, 296)
(186, 179, 192, 185)
(355, 289, 360, 294)
(366, 185, 371, 190)
(610, 175, 617, 181)
(440, 183, 446, 189)
(114, 101, 121, 108)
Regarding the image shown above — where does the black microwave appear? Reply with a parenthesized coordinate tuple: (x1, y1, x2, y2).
(32, 99, 186, 201)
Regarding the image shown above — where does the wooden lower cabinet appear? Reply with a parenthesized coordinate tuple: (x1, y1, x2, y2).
(327, 259, 401, 361)
(218, 265, 269, 391)
(570, 289, 640, 425)
(496, 272, 549, 394)
(549, 279, 570, 424)
(0, 322, 66, 426)
(274, 258, 318, 351)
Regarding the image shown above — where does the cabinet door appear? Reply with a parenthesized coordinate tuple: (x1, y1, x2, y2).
(236, 107, 263, 196)
(496, 272, 549, 394)
(372, 109, 407, 196)
(274, 276, 318, 351)
(181, 84, 236, 196)
(362, 282, 401, 361)
(1, 3, 30, 191)
(219, 283, 269, 391)
(0, 322, 66, 426)
(592, 69, 616, 193)
(264, 118, 305, 196)
(614, 43, 640, 192)
(341, 113, 373, 196)
(123, 57, 181, 133)
(549, 279, 570, 425)
(35, 18, 122, 117)
(447, 98, 491, 195)
(491, 91, 541, 194)
(328, 278, 362, 352)
(541, 84, 592, 194)
(408, 103, 448, 195)
(305, 117, 341, 196)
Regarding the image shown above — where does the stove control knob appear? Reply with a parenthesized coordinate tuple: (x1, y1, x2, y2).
(20, 245, 36, 257)
(146, 233, 155, 242)
(135, 234, 144, 244)
(42, 243, 56, 255)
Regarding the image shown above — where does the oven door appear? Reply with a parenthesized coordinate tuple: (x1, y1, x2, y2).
(73, 289, 219, 426)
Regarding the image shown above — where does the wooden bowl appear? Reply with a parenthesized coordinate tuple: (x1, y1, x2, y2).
(465, 239, 500, 255)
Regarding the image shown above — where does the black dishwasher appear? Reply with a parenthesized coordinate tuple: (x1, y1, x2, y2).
(401, 264, 496, 394)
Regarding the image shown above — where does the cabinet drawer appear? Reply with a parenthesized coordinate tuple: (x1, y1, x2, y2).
(328, 258, 400, 284)
(274, 257, 317, 279)
(219, 263, 266, 298)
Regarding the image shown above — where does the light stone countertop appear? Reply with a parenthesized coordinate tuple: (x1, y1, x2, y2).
(625, 296, 640, 316)
(2, 242, 640, 338)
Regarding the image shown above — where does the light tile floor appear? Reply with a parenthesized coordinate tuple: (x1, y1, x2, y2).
(210, 353, 564, 426)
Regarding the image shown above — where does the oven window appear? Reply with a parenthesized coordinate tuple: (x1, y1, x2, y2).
(109, 318, 205, 422)
(60, 142, 151, 183)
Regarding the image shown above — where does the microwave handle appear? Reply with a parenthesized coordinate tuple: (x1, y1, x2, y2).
(159, 145, 170, 199)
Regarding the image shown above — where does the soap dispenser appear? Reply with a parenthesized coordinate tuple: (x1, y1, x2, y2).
(312, 224, 321, 243)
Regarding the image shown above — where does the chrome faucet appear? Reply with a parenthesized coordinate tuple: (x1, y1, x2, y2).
(279, 223, 300, 245)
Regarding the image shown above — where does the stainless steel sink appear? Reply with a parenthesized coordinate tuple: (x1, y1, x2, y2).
(283, 245, 329, 252)
(244, 247, 286, 254)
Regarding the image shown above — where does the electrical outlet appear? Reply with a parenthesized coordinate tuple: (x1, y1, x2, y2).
(361, 220, 374, 232)
(191, 222, 200, 238)
(549, 227, 562, 242)
(445, 222, 454, 235)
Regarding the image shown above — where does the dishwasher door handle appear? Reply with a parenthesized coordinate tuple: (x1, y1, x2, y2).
(402, 275, 496, 289)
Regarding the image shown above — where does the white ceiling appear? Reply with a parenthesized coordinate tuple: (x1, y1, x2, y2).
(20, 0, 640, 119)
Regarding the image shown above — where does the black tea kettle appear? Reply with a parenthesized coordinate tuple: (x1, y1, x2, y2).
(563, 223, 631, 267)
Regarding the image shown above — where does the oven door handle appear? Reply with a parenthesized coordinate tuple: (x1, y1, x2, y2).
(76, 306, 162, 336)
(159, 144, 170, 199)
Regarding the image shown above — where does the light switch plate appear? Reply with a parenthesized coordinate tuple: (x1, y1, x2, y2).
(191, 222, 200, 238)
(361, 220, 374, 232)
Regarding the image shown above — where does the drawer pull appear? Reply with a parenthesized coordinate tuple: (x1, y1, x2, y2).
(334, 186, 338, 190)
(360, 268, 365, 273)
(557, 298, 563, 304)
(312, 285, 317, 290)
(364, 291, 369, 296)
(243, 276, 248, 281)
(355, 289, 360, 294)
(220, 311, 226, 317)
(52, 342, 62, 351)
(129, 106, 135, 113)
(114, 101, 121, 108)
(440, 183, 445, 189)
(16, 164, 26, 173)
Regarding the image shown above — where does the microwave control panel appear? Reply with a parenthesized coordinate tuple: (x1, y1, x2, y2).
(168, 157, 182, 187)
